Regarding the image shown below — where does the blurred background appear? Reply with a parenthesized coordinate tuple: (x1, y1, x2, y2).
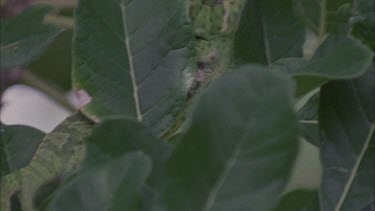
(1, 0, 76, 132)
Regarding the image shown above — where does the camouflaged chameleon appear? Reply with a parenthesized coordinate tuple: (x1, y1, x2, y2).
(187, 0, 245, 96)
(162, 0, 245, 139)
(0, 114, 92, 211)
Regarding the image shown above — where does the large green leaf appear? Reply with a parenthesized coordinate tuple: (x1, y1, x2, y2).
(73, 0, 195, 136)
(0, 124, 45, 177)
(160, 66, 298, 211)
(319, 64, 374, 211)
(46, 151, 151, 211)
(0, 5, 64, 70)
(233, 0, 305, 65)
(273, 35, 373, 96)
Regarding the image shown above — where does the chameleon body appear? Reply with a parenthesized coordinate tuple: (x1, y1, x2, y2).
(162, 0, 245, 139)
(189, 0, 245, 90)
(0, 114, 92, 211)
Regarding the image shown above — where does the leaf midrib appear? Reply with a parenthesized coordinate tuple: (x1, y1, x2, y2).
(201, 118, 256, 211)
(120, 3, 142, 122)
(334, 124, 375, 211)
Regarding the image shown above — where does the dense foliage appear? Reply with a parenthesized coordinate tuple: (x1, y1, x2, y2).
(0, 0, 374, 210)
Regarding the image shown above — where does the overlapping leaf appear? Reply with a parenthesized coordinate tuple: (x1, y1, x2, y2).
(352, 0, 375, 51)
(233, 0, 305, 65)
(160, 66, 299, 211)
(319, 64, 374, 211)
(0, 5, 64, 70)
(73, 0, 195, 136)
(46, 151, 151, 211)
(273, 35, 373, 96)
(292, 0, 351, 34)
(0, 124, 44, 177)
(81, 118, 171, 186)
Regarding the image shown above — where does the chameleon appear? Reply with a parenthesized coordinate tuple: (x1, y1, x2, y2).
(162, 0, 246, 139)
(188, 0, 245, 93)
(0, 114, 93, 211)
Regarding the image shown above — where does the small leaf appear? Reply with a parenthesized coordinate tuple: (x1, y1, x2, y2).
(0, 124, 45, 177)
(273, 35, 373, 96)
(46, 151, 152, 211)
(234, 0, 305, 65)
(160, 66, 299, 211)
(319, 64, 374, 211)
(0, 5, 64, 70)
(73, 0, 195, 136)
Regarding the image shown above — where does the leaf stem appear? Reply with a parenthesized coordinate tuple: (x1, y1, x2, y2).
(21, 71, 76, 112)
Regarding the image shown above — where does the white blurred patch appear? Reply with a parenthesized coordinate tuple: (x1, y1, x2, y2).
(1, 85, 71, 132)
(284, 139, 322, 193)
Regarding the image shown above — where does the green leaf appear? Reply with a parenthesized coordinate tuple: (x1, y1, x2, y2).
(352, 0, 375, 51)
(275, 189, 316, 211)
(297, 92, 320, 122)
(73, 0, 195, 136)
(233, 0, 305, 65)
(361, 201, 375, 211)
(46, 151, 151, 211)
(293, 0, 351, 34)
(319, 64, 374, 211)
(0, 5, 64, 70)
(299, 123, 320, 147)
(28, 30, 73, 90)
(161, 66, 299, 211)
(273, 35, 373, 96)
(82, 117, 171, 186)
(0, 124, 45, 177)
(302, 193, 321, 211)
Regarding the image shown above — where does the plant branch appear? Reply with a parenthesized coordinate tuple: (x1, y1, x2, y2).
(21, 71, 76, 112)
